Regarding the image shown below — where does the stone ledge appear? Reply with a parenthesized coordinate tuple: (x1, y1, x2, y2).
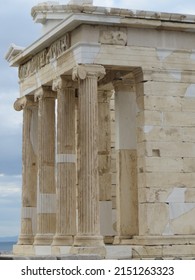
(0, 254, 102, 260)
(31, 4, 195, 24)
(8, 243, 195, 260)
(121, 235, 195, 245)
(132, 244, 195, 259)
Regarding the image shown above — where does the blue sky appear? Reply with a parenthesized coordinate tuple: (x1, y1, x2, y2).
(1, 0, 195, 238)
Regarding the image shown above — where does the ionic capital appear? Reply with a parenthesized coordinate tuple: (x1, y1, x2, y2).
(13, 95, 35, 111)
(52, 76, 77, 92)
(34, 86, 56, 102)
(72, 64, 106, 81)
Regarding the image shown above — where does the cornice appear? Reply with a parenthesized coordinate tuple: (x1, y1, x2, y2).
(6, 5, 195, 67)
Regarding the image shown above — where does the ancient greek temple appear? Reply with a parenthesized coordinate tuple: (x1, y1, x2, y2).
(5, 0, 195, 259)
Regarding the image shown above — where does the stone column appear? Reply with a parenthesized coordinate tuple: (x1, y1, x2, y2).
(71, 64, 106, 256)
(14, 96, 38, 245)
(52, 77, 76, 246)
(34, 87, 56, 245)
(113, 79, 138, 243)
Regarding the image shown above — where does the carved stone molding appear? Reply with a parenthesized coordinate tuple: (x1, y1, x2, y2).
(100, 30, 127, 46)
(19, 33, 70, 80)
(34, 87, 56, 102)
(13, 95, 35, 111)
(72, 64, 106, 81)
(52, 76, 77, 92)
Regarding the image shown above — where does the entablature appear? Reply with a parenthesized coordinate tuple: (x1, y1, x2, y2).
(6, 3, 195, 68)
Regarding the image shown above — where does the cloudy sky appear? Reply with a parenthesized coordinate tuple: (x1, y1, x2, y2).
(1, 0, 195, 238)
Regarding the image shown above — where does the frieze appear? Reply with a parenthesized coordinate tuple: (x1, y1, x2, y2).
(100, 30, 127, 46)
(19, 33, 70, 80)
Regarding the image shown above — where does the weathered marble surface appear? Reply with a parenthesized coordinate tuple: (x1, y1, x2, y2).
(7, 1, 195, 259)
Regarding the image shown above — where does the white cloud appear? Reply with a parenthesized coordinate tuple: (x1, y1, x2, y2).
(0, 175, 21, 193)
(0, 186, 21, 197)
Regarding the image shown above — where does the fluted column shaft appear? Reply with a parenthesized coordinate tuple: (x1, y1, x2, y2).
(52, 77, 76, 245)
(14, 96, 37, 245)
(34, 87, 56, 245)
(72, 64, 106, 248)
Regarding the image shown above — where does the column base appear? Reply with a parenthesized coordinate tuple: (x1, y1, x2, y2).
(52, 235, 74, 246)
(71, 235, 106, 257)
(73, 235, 104, 247)
(13, 245, 35, 256)
(33, 234, 53, 245)
(17, 234, 34, 245)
